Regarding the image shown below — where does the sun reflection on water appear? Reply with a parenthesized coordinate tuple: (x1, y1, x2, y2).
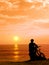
(14, 44, 19, 61)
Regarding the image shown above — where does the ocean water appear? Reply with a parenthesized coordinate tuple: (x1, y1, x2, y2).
(0, 44, 49, 62)
(0, 44, 29, 62)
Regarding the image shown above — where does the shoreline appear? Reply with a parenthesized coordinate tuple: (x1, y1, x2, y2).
(0, 59, 49, 65)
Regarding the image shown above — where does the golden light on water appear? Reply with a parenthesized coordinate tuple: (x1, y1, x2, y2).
(14, 41, 19, 61)
(14, 44, 18, 49)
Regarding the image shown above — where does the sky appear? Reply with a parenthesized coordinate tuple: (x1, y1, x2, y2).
(0, 0, 49, 45)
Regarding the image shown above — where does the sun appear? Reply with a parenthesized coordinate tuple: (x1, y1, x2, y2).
(13, 36, 19, 42)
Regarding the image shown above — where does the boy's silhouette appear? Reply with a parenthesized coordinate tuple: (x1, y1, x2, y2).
(29, 39, 38, 60)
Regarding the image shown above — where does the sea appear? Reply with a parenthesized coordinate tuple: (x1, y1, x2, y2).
(0, 44, 49, 62)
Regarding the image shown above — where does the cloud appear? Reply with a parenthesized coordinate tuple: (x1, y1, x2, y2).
(25, 0, 49, 10)
(0, 0, 49, 17)
(0, 0, 49, 11)
(25, 0, 33, 3)
(0, 14, 28, 19)
(33, 19, 49, 23)
(0, 13, 49, 25)
(30, 19, 49, 28)
(0, 0, 13, 7)
(0, 14, 29, 25)
(0, 0, 20, 10)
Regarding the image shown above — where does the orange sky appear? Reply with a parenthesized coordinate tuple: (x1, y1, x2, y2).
(0, 0, 49, 45)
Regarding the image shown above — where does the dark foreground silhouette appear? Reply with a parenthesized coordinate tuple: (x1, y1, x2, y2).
(29, 39, 46, 61)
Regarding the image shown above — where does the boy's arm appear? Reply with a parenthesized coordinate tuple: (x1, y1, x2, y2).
(34, 43, 38, 48)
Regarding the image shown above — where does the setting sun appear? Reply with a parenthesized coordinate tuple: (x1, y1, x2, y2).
(13, 36, 19, 42)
